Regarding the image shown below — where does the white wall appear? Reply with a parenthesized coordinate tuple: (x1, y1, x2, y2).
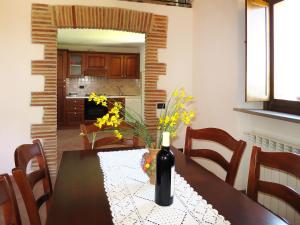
(0, 0, 193, 173)
(192, 0, 300, 190)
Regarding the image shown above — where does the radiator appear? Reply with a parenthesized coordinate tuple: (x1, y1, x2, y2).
(246, 132, 300, 225)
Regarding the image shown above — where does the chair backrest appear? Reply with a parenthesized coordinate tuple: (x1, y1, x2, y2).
(80, 122, 139, 150)
(247, 146, 300, 214)
(12, 139, 53, 225)
(0, 174, 22, 225)
(184, 127, 246, 186)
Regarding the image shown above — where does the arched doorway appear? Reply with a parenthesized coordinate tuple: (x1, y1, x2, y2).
(31, 4, 167, 175)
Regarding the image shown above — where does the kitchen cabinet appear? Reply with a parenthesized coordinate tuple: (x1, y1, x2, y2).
(68, 52, 84, 77)
(108, 55, 123, 79)
(108, 54, 139, 79)
(123, 55, 139, 79)
(66, 51, 140, 79)
(84, 53, 109, 76)
(65, 99, 84, 126)
(57, 50, 68, 128)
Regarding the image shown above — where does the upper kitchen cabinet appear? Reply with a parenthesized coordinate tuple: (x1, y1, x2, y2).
(68, 52, 84, 77)
(123, 54, 139, 79)
(108, 54, 140, 79)
(84, 53, 109, 76)
(108, 55, 123, 79)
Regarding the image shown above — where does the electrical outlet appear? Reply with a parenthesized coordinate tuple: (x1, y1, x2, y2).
(157, 103, 165, 109)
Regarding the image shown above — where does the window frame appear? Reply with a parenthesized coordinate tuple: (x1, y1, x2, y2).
(263, 0, 300, 115)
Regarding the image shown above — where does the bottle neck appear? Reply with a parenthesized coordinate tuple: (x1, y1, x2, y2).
(161, 145, 170, 151)
(162, 131, 170, 147)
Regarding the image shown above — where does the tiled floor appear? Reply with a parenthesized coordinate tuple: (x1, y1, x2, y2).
(57, 128, 85, 166)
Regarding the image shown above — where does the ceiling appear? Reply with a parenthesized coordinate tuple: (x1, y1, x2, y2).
(57, 29, 145, 47)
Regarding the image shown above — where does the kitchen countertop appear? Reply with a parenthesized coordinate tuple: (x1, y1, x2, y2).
(65, 95, 141, 99)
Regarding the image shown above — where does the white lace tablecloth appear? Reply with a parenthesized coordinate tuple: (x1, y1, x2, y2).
(98, 149, 231, 225)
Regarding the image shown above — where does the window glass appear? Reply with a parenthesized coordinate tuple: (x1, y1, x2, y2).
(274, 0, 300, 101)
(246, 2, 270, 101)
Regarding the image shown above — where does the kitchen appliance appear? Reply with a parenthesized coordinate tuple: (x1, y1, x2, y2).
(84, 98, 108, 121)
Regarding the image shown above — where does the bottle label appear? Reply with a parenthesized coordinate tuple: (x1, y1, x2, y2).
(170, 166, 175, 197)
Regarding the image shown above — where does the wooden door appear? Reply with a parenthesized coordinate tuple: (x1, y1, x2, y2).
(85, 53, 108, 76)
(108, 55, 123, 79)
(57, 50, 68, 128)
(123, 54, 139, 79)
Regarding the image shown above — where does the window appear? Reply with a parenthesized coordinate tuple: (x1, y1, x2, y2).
(246, 0, 300, 115)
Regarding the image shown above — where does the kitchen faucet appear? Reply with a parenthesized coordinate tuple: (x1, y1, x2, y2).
(116, 85, 124, 96)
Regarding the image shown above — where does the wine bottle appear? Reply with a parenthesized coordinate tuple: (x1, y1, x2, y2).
(155, 132, 175, 206)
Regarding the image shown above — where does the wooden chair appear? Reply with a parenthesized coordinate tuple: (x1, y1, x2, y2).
(80, 122, 140, 150)
(247, 146, 300, 215)
(184, 127, 246, 186)
(0, 174, 22, 225)
(12, 139, 53, 225)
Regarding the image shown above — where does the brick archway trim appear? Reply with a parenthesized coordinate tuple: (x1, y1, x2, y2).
(31, 4, 167, 175)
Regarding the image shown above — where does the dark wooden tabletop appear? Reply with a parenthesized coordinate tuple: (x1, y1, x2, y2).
(46, 147, 287, 225)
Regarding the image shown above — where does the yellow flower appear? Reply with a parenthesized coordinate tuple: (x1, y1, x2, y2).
(174, 112, 180, 120)
(189, 110, 195, 118)
(145, 163, 150, 169)
(175, 102, 185, 110)
(170, 121, 176, 127)
(106, 121, 113, 126)
(180, 88, 186, 98)
(110, 115, 117, 122)
(184, 95, 193, 102)
(172, 89, 179, 97)
(171, 131, 177, 138)
(102, 113, 109, 121)
(170, 114, 178, 127)
(183, 117, 191, 125)
(110, 106, 120, 115)
(164, 116, 170, 125)
(88, 92, 96, 101)
(170, 115, 177, 122)
(181, 111, 191, 125)
(159, 118, 164, 124)
(114, 130, 122, 139)
(89, 93, 108, 106)
(114, 102, 123, 109)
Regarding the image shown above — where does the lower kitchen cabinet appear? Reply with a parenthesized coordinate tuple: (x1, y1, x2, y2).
(65, 112, 84, 125)
(65, 99, 84, 126)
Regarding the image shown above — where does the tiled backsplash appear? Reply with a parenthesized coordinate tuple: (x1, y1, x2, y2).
(66, 76, 141, 96)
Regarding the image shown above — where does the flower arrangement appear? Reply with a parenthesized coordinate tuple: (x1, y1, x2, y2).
(88, 88, 195, 149)
(88, 88, 195, 184)
(88, 92, 153, 147)
(156, 88, 195, 148)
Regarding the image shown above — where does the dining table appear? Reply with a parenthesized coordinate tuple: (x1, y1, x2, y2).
(46, 147, 287, 225)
